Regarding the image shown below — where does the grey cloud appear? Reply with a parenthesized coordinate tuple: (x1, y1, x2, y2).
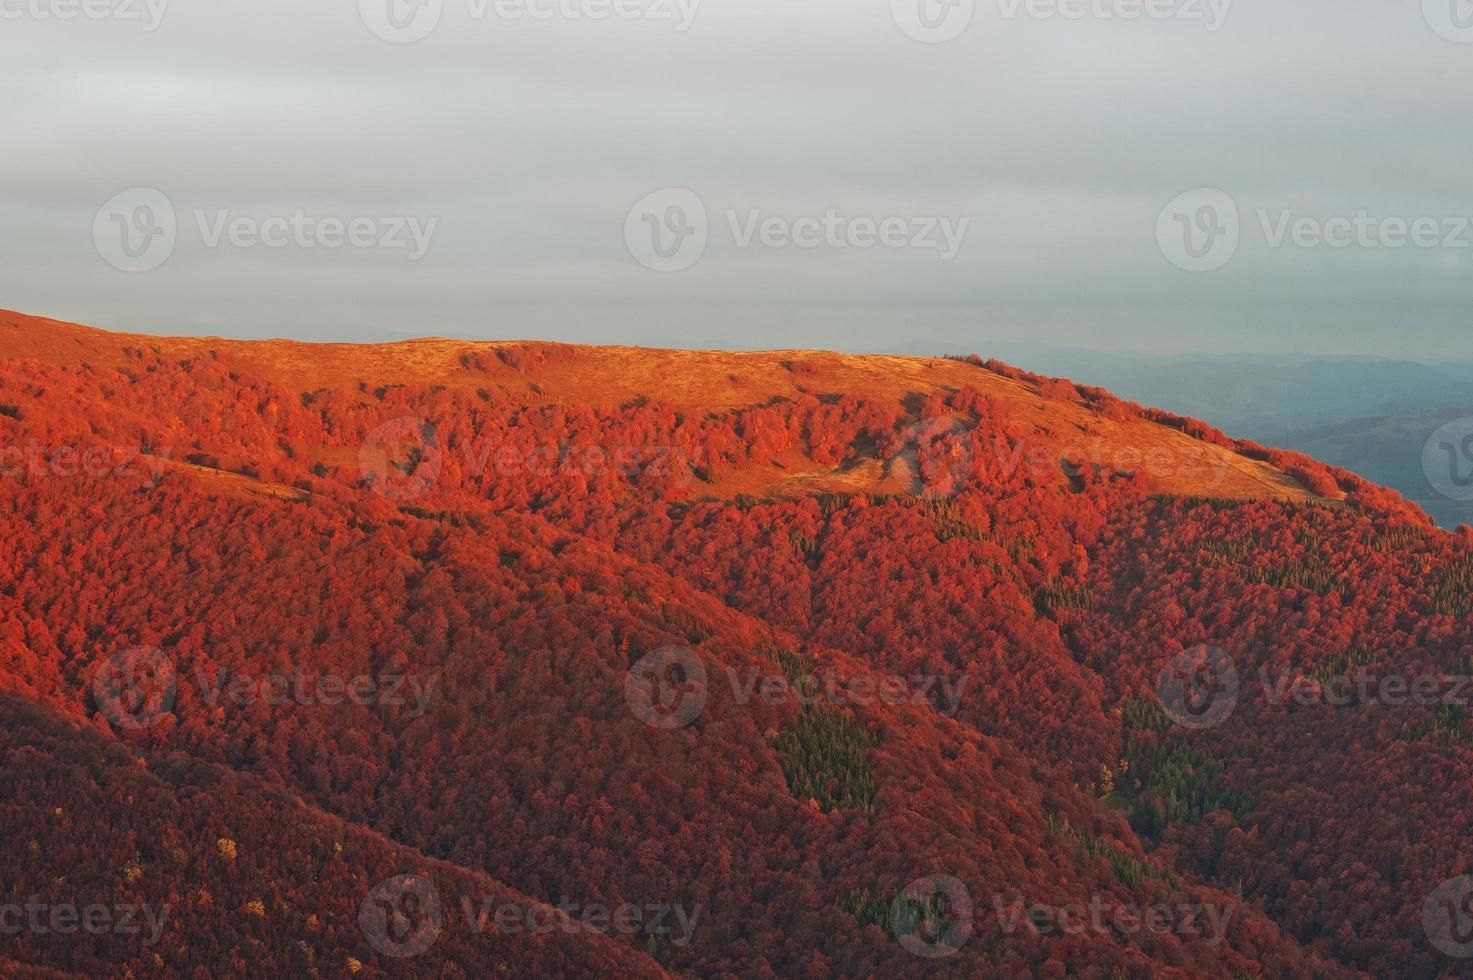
(0, 0, 1469, 357)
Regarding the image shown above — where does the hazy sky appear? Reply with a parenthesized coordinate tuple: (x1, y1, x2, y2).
(2, 0, 1470, 359)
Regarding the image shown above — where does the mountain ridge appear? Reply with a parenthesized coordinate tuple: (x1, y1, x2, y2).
(1, 308, 1467, 977)
(0, 309, 1410, 516)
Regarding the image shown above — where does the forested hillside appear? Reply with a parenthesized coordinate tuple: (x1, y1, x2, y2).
(1, 311, 1468, 977)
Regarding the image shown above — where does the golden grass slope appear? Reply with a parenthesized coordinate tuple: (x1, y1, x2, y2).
(0, 310, 1318, 504)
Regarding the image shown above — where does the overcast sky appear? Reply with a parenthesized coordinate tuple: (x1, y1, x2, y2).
(2, 0, 1470, 360)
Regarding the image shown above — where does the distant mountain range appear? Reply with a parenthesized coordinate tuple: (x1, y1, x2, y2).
(891, 341, 1473, 528)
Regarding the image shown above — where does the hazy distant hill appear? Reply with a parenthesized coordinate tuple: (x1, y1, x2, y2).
(892, 341, 1473, 527)
(1274, 408, 1473, 530)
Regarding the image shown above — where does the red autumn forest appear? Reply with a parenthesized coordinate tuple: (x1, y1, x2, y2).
(2, 310, 1471, 978)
